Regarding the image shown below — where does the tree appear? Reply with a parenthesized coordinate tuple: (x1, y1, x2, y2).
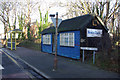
(36, 20, 40, 38)
(61, 0, 120, 27)
(18, 13, 25, 39)
(21, 0, 39, 40)
(0, 2, 14, 47)
(38, 7, 50, 38)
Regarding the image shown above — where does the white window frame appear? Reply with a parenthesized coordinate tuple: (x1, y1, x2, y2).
(43, 34, 51, 45)
(60, 32, 74, 47)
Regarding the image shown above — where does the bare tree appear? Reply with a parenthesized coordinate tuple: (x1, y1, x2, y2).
(18, 0, 40, 39)
(61, 0, 119, 24)
(0, 2, 14, 47)
(60, 0, 120, 33)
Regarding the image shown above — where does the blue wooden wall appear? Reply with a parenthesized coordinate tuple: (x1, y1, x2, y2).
(57, 31, 80, 59)
(41, 31, 80, 59)
(41, 34, 53, 53)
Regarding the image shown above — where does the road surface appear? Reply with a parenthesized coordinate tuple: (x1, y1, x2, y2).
(0, 49, 32, 79)
(0, 43, 46, 79)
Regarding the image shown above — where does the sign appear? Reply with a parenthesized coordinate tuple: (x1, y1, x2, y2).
(51, 18, 62, 27)
(80, 47, 98, 51)
(87, 28, 102, 37)
(80, 47, 98, 64)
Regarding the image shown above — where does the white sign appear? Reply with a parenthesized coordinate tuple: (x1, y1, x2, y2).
(87, 28, 102, 37)
(51, 18, 62, 27)
(80, 47, 98, 51)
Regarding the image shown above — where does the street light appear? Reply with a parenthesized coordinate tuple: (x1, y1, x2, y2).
(50, 12, 58, 71)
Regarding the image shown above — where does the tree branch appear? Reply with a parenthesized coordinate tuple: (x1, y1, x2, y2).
(108, 4, 120, 19)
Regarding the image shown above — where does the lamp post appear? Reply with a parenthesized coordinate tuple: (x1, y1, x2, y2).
(50, 12, 58, 71)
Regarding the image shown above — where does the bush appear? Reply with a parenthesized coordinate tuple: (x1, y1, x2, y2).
(94, 49, 119, 73)
(19, 39, 41, 51)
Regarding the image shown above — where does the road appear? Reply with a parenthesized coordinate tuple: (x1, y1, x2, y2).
(0, 49, 32, 79)
(0, 43, 31, 79)
(0, 43, 46, 80)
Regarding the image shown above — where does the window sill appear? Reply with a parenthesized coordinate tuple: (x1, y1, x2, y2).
(60, 45, 75, 48)
(43, 44, 51, 46)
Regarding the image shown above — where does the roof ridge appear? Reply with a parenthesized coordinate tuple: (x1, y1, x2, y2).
(62, 14, 92, 22)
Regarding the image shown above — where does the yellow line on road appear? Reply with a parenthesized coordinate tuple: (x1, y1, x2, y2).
(1, 50, 18, 65)
(0, 49, 34, 79)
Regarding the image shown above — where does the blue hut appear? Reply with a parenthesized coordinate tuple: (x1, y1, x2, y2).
(41, 14, 110, 59)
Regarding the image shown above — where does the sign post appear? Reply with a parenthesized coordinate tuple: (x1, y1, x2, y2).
(50, 12, 62, 71)
(82, 50, 84, 62)
(93, 51, 96, 64)
(80, 47, 98, 64)
(54, 12, 58, 71)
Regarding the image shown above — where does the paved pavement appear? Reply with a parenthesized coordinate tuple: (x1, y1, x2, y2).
(2, 47, 120, 78)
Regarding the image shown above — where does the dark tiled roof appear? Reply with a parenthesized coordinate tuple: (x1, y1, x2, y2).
(41, 27, 55, 34)
(41, 14, 107, 34)
(58, 14, 94, 32)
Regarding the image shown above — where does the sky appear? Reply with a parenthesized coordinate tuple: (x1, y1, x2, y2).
(0, 0, 119, 35)
(0, 0, 68, 34)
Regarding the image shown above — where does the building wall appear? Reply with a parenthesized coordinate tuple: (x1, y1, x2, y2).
(57, 31, 80, 59)
(80, 19, 110, 51)
(41, 34, 53, 53)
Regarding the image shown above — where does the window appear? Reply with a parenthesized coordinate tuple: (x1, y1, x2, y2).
(43, 34, 51, 44)
(60, 33, 74, 47)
